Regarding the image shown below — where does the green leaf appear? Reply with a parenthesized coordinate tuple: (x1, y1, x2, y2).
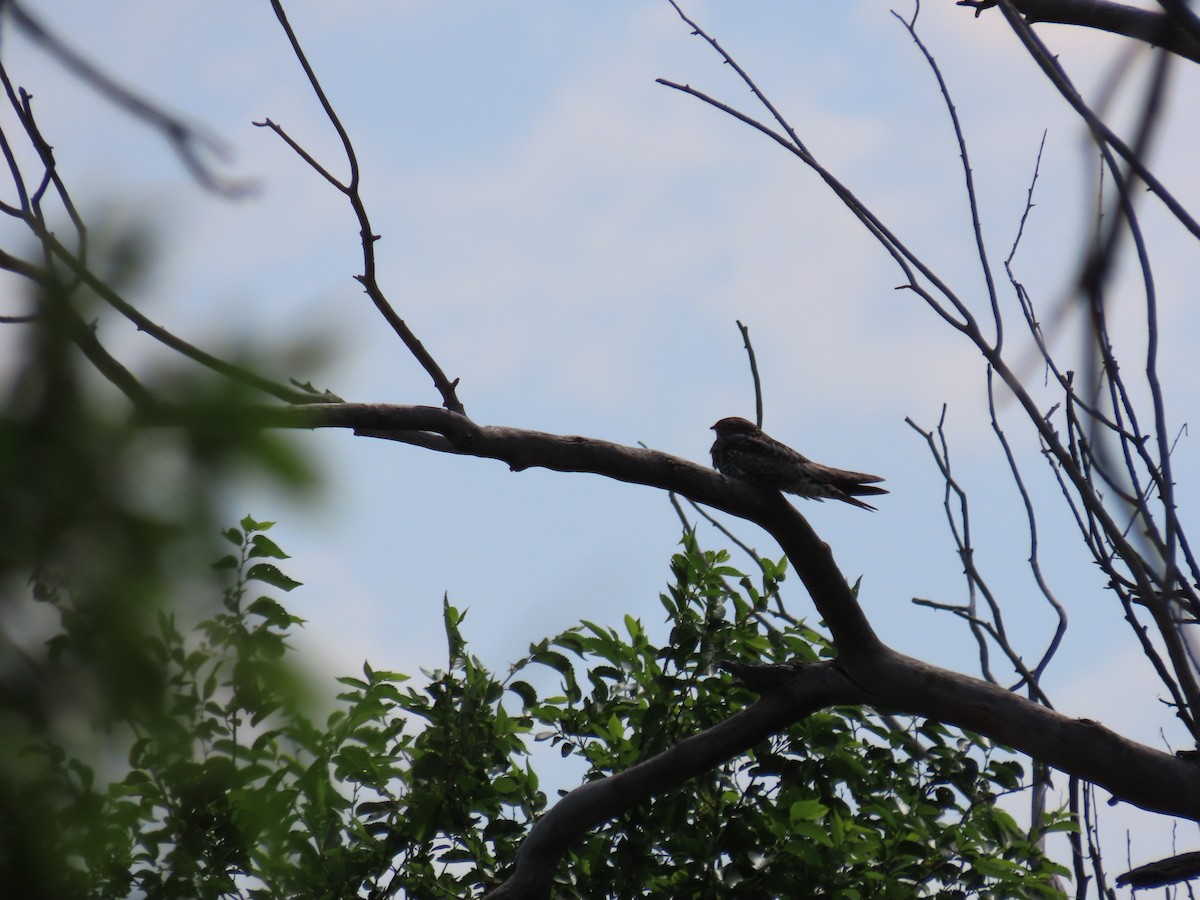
(1039, 817, 1080, 834)
(508, 680, 537, 707)
(247, 596, 304, 628)
(789, 798, 829, 823)
(790, 820, 835, 848)
(442, 595, 467, 662)
(531, 650, 573, 677)
(249, 534, 290, 560)
(245, 563, 301, 592)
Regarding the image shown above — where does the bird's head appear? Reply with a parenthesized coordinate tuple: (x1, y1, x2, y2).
(711, 417, 759, 436)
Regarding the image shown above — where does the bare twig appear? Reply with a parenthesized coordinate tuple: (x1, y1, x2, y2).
(684, 495, 763, 568)
(906, 410, 995, 683)
(259, 0, 465, 416)
(1006, 130, 1048, 268)
(666, 490, 695, 534)
(665, 2, 1200, 741)
(656, 11, 985, 340)
(40, 233, 325, 405)
(6, 1, 252, 197)
(994, 0, 1200, 241)
(1083, 782, 1114, 897)
(664, 0, 811, 157)
(734, 320, 764, 429)
(0, 52, 320, 409)
(893, 10, 1003, 349)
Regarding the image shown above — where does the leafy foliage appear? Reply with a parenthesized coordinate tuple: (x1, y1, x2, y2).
(0, 260, 317, 900)
(3, 522, 1068, 898)
(531, 535, 1069, 898)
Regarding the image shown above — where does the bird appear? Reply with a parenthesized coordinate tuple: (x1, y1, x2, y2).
(710, 417, 887, 510)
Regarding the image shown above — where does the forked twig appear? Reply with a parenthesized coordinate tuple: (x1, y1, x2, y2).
(258, 0, 465, 416)
(6, 0, 252, 197)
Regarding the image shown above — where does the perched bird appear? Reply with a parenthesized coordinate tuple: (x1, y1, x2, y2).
(710, 417, 887, 510)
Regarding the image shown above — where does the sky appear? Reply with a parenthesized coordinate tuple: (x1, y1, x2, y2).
(2, 0, 1199, 887)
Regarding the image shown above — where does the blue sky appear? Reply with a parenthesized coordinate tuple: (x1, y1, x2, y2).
(3, 0, 1199, 881)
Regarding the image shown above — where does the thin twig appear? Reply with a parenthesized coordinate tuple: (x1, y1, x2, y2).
(893, 10, 1003, 349)
(986, 367, 1067, 685)
(906, 409, 995, 683)
(6, 1, 252, 197)
(1006, 130, 1047, 268)
(41, 232, 326, 405)
(684, 495, 763, 569)
(735, 320, 764, 429)
(260, 0, 465, 416)
(995, 0, 1200, 241)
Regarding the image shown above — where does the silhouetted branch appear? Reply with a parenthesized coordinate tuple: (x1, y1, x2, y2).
(1156, 0, 1200, 45)
(986, 368, 1067, 686)
(1118, 849, 1200, 889)
(735, 320, 764, 429)
(257, 0, 466, 416)
(231, 400, 1200, 896)
(5, 1, 252, 197)
(906, 409, 996, 683)
(958, 0, 1200, 64)
(487, 662, 859, 898)
(0, 54, 318, 408)
(994, 0, 1200, 241)
(665, 0, 1200, 746)
(258, 405, 1199, 769)
(894, 9, 1003, 348)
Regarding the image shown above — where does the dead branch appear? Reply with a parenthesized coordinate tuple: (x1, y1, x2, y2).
(256, 0, 465, 415)
(959, 0, 1200, 65)
(245, 402, 1200, 833)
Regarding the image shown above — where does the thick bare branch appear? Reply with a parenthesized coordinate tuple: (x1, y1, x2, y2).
(960, 0, 1200, 64)
(663, 3, 1200, 742)
(994, 0, 1200, 241)
(487, 662, 859, 899)
(252, 403, 1200, 821)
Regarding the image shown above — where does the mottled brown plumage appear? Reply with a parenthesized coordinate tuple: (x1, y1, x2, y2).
(710, 417, 887, 510)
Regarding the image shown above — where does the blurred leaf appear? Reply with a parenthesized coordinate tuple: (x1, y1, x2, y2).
(245, 564, 301, 592)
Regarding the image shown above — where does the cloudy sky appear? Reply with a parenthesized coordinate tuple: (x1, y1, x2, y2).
(3, 0, 1199, 881)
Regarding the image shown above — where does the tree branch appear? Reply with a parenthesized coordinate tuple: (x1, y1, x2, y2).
(486, 662, 859, 898)
(6, 0, 252, 196)
(961, 0, 1200, 64)
(258, 0, 466, 416)
(994, 0, 1200, 241)
(253, 403, 1200, 825)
